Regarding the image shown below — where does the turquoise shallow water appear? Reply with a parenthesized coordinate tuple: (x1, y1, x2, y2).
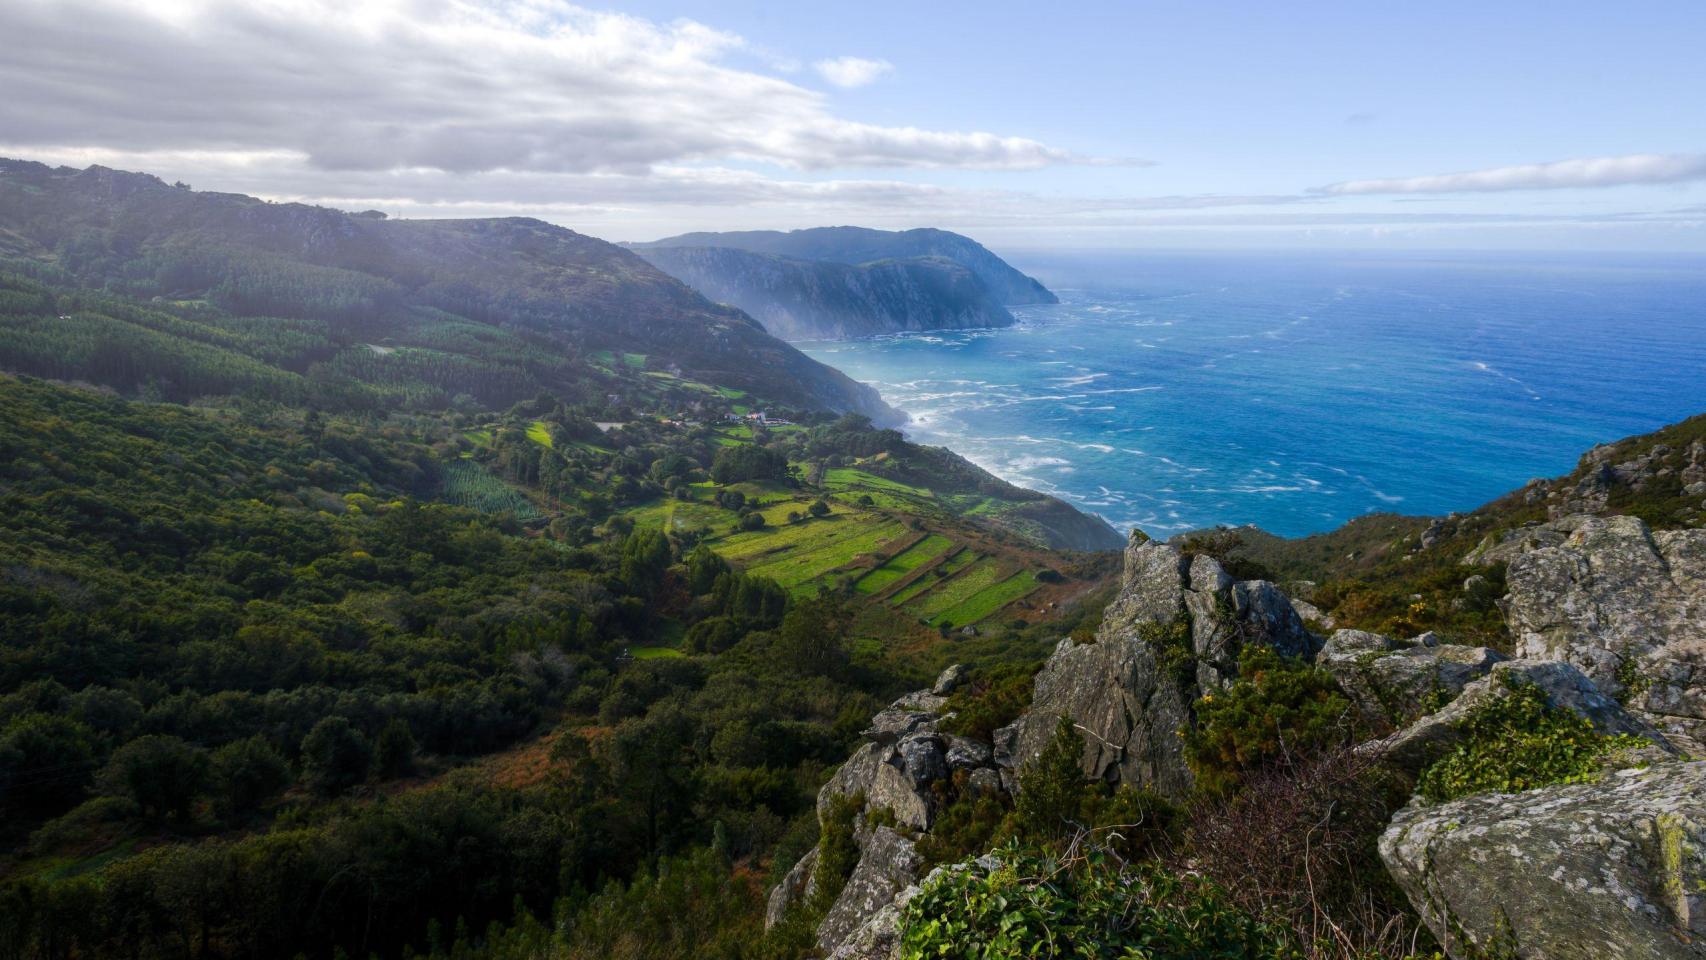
(798, 252, 1706, 538)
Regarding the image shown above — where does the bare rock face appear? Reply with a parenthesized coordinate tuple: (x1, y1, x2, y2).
(1002, 532, 1317, 800)
(1500, 514, 1706, 753)
(1375, 659, 1676, 774)
(1381, 761, 1706, 960)
(765, 845, 819, 928)
(815, 827, 924, 957)
(1319, 628, 1506, 729)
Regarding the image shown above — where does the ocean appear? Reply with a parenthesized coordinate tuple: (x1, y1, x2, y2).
(797, 251, 1706, 538)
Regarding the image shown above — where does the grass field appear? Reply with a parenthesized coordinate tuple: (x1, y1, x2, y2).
(902, 558, 1007, 622)
(526, 420, 553, 448)
(629, 646, 684, 660)
(855, 534, 953, 594)
(886, 548, 978, 605)
(440, 461, 544, 520)
(927, 570, 1040, 627)
(723, 515, 908, 592)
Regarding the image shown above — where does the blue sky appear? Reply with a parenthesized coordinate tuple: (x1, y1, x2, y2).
(3, 0, 1703, 250)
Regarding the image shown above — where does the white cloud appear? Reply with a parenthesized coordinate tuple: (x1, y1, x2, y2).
(1319, 152, 1706, 195)
(0, 0, 1076, 174)
(814, 56, 893, 88)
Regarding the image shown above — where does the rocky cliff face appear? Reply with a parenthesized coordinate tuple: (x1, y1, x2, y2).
(633, 226, 1057, 306)
(1490, 514, 1706, 754)
(634, 246, 1015, 340)
(1000, 532, 1319, 800)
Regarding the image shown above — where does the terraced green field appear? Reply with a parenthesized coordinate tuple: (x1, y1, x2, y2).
(886, 548, 978, 605)
(526, 420, 553, 447)
(854, 534, 952, 594)
(724, 516, 907, 592)
(927, 570, 1040, 628)
(902, 559, 1007, 622)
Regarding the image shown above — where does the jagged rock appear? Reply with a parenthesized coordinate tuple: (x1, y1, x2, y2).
(932, 663, 969, 695)
(1375, 660, 1676, 773)
(1289, 596, 1335, 629)
(1320, 629, 1506, 729)
(942, 734, 992, 770)
(1005, 533, 1318, 799)
(816, 827, 923, 956)
(1501, 514, 1706, 753)
(1381, 761, 1706, 960)
(1183, 555, 1319, 692)
(824, 855, 1005, 960)
(1008, 629, 1196, 798)
(964, 767, 1002, 797)
(765, 844, 820, 929)
(822, 687, 968, 830)
(863, 689, 947, 743)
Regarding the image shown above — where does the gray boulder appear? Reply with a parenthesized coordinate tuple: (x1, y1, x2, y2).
(932, 663, 969, 695)
(1381, 761, 1706, 959)
(816, 827, 924, 956)
(1319, 628, 1506, 729)
(1501, 514, 1706, 753)
(1376, 659, 1675, 773)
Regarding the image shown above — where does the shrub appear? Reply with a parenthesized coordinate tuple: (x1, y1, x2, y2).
(96, 734, 208, 821)
(1190, 745, 1428, 959)
(938, 662, 1038, 741)
(1187, 646, 1358, 797)
(1013, 716, 1088, 842)
(898, 844, 1301, 960)
(1416, 677, 1648, 802)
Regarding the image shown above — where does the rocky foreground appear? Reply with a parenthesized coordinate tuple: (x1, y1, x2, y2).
(770, 513, 1706, 959)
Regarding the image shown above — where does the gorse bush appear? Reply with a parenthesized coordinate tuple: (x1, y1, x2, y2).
(898, 844, 1302, 960)
(1416, 676, 1648, 802)
(1187, 646, 1359, 798)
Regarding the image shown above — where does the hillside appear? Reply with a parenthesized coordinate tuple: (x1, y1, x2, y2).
(0, 159, 892, 418)
(633, 245, 1014, 340)
(634, 225, 1057, 306)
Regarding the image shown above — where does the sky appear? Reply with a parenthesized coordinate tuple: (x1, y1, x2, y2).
(3, 0, 1705, 251)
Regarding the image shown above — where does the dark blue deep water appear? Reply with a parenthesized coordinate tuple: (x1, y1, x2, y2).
(798, 252, 1706, 538)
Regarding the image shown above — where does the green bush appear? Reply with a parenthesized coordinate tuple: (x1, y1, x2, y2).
(938, 662, 1039, 741)
(898, 845, 1300, 960)
(1187, 646, 1357, 797)
(1417, 677, 1648, 802)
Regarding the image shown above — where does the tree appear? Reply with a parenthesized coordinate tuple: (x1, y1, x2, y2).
(0, 713, 98, 819)
(807, 499, 831, 518)
(775, 595, 850, 678)
(374, 718, 418, 779)
(1014, 716, 1088, 843)
(300, 717, 371, 796)
(209, 735, 291, 816)
(97, 735, 209, 821)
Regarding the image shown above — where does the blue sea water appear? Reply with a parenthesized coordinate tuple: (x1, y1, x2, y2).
(797, 252, 1706, 538)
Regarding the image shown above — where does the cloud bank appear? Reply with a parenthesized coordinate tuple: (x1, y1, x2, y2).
(815, 57, 893, 88)
(0, 0, 1075, 175)
(1319, 153, 1706, 195)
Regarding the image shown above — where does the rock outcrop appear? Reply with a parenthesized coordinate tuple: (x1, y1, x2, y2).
(1374, 659, 1676, 773)
(1497, 514, 1706, 753)
(1001, 533, 1319, 800)
(768, 665, 1004, 955)
(1318, 628, 1506, 730)
(815, 827, 924, 957)
(1381, 761, 1706, 959)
